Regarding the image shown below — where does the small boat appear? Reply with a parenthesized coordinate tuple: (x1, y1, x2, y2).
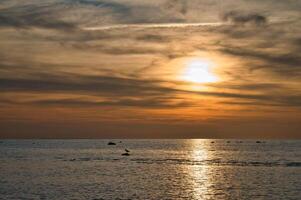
(256, 141, 261, 143)
(125, 148, 130, 152)
(107, 142, 116, 145)
(122, 152, 130, 156)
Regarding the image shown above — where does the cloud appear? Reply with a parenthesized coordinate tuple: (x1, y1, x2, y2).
(220, 46, 301, 76)
(0, 0, 191, 32)
(0, 0, 300, 139)
(69, 0, 130, 11)
(163, 0, 188, 15)
(135, 34, 170, 43)
(0, 2, 78, 31)
(1, 72, 301, 109)
(209, 82, 285, 91)
(0, 14, 76, 30)
(22, 98, 190, 109)
(69, 43, 168, 55)
(222, 11, 267, 26)
(0, 74, 171, 96)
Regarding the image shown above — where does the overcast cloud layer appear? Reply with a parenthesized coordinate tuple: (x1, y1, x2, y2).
(0, 0, 300, 138)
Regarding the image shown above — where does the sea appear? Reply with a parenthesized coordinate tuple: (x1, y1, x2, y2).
(0, 139, 300, 200)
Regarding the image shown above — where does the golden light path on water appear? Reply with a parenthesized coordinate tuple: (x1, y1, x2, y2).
(187, 140, 212, 199)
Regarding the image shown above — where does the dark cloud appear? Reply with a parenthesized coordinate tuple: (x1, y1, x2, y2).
(220, 94, 301, 108)
(0, 2, 77, 31)
(220, 47, 301, 76)
(292, 37, 301, 51)
(69, 0, 130, 12)
(0, 14, 76, 30)
(22, 98, 190, 109)
(226, 48, 300, 67)
(222, 11, 267, 26)
(69, 43, 168, 55)
(135, 34, 170, 43)
(0, 73, 190, 108)
(0, 74, 171, 97)
(0, 0, 189, 31)
(209, 82, 285, 91)
(163, 0, 188, 15)
(1, 72, 301, 108)
(69, 0, 186, 24)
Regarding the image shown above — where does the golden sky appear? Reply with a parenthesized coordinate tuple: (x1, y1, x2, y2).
(0, 0, 301, 138)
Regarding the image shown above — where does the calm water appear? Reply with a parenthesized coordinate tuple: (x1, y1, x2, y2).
(0, 139, 300, 200)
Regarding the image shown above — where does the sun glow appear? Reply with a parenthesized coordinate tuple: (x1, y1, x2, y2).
(182, 59, 218, 83)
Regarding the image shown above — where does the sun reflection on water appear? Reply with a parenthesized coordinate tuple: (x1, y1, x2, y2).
(188, 139, 212, 199)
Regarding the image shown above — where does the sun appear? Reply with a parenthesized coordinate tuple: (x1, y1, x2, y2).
(182, 59, 218, 83)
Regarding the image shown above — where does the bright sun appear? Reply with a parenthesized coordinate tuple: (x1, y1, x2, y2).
(182, 59, 218, 83)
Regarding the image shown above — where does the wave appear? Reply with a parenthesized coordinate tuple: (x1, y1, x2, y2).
(131, 158, 301, 167)
(63, 157, 301, 167)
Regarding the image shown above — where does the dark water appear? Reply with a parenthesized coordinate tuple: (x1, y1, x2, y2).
(0, 139, 300, 200)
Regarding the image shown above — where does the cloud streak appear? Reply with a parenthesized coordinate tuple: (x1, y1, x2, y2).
(1, 73, 301, 109)
(222, 11, 267, 26)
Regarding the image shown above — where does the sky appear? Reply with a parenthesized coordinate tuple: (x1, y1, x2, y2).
(0, 0, 301, 139)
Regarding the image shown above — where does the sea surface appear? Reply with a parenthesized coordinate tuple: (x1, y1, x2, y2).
(0, 139, 300, 200)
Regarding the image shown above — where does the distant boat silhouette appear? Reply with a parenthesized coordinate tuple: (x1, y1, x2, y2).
(256, 141, 261, 143)
(125, 148, 130, 152)
(107, 142, 116, 145)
